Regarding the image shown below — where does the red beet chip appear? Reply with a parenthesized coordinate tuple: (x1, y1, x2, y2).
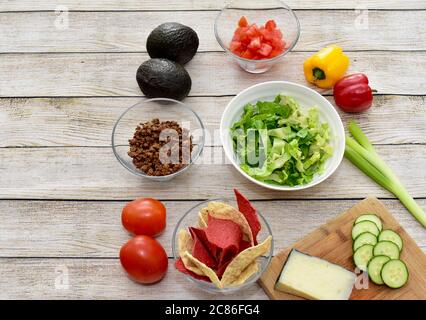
(234, 189, 261, 245)
(190, 226, 218, 257)
(174, 258, 211, 282)
(205, 215, 242, 267)
(216, 260, 231, 279)
(239, 239, 252, 253)
(189, 227, 217, 268)
(215, 239, 251, 279)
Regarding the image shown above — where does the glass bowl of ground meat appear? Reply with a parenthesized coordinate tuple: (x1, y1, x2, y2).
(112, 98, 205, 181)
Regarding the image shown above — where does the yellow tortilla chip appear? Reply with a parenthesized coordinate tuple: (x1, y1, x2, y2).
(198, 208, 208, 228)
(221, 235, 272, 286)
(177, 229, 204, 276)
(184, 251, 223, 289)
(207, 201, 254, 245)
(230, 261, 259, 286)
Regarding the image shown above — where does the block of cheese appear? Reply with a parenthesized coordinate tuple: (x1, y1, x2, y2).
(275, 250, 357, 300)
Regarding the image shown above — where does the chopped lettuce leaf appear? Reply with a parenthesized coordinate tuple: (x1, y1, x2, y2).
(230, 95, 333, 186)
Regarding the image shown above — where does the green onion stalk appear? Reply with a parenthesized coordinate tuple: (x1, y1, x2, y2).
(345, 121, 426, 228)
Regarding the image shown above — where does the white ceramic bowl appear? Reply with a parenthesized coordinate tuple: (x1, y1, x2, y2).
(220, 81, 345, 191)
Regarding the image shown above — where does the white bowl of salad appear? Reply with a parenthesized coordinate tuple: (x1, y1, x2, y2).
(220, 81, 345, 191)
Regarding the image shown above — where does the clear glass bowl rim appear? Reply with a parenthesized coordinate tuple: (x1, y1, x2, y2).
(171, 198, 274, 293)
(214, 0, 301, 64)
(111, 97, 206, 179)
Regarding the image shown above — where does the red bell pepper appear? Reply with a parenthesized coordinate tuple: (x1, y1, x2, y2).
(333, 73, 374, 113)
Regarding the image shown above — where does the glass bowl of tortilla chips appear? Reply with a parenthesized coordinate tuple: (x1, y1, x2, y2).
(172, 189, 273, 294)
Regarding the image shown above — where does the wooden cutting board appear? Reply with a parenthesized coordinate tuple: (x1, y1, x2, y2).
(259, 197, 426, 300)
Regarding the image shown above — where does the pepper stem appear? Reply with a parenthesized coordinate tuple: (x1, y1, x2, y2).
(313, 68, 326, 80)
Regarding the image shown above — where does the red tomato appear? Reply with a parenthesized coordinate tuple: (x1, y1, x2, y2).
(121, 198, 166, 237)
(238, 16, 248, 27)
(265, 19, 277, 31)
(120, 235, 168, 284)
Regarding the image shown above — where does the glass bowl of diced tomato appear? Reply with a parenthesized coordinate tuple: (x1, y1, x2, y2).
(214, 0, 300, 73)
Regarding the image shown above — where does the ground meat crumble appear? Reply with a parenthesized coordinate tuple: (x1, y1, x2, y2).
(128, 118, 193, 176)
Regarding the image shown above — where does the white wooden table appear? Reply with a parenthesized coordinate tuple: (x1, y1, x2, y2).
(0, 0, 425, 299)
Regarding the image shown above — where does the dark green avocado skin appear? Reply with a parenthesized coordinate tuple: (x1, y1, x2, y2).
(136, 58, 192, 101)
(147, 22, 199, 65)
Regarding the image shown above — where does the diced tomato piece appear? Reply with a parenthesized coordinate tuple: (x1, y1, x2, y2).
(241, 49, 255, 60)
(241, 37, 251, 45)
(257, 26, 265, 41)
(248, 37, 262, 50)
(238, 16, 248, 27)
(246, 24, 261, 38)
(233, 27, 250, 44)
(265, 19, 277, 31)
(269, 49, 283, 58)
(232, 32, 240, 42)
(260, 28, 273, 41)
(230, 41, 242, 51)
(258, 43, 273, 57)
(272, 28, 283, 39)
(232, 27, 242, 39)
(271, 36, 285, 50)
(262, 39, 272, 47)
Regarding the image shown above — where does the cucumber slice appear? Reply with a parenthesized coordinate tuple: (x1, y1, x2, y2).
(355, 214, 383, 232)
(352, 221, 380, 240)
(378, 230, 403, 251)
(367, 255, 390, 285)
(353, 232, 378, 252)
(373, 241, 400, 260)
(353, 244, 374, 271)
(381, 260, 409, 289)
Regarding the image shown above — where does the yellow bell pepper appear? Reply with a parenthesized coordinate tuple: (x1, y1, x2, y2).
(303, 45, 350, 89)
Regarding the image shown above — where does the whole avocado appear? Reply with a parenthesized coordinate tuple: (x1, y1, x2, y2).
(147, 22, 199, 65)
(136, 58, 192, 101)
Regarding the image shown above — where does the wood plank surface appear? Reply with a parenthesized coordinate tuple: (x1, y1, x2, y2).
(0, 96, 424, 147)
(0, 145, 425, 200)
(0, 258, 267, 300)
(0, 0, 424, 11)
(0, 199, 424, 258)
(1, 52, 426, 97)
(0, 0, 425, 301)
(259, 198, 426, 300)
(1, 10, 425, 52)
